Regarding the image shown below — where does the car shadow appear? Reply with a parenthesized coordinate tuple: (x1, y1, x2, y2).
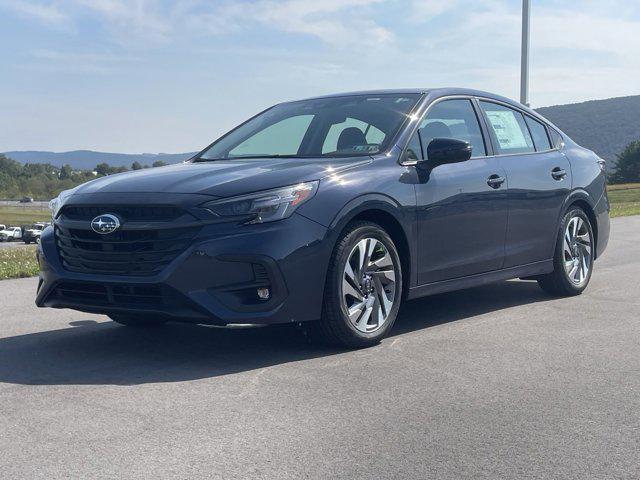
(0, 280, 550, 386)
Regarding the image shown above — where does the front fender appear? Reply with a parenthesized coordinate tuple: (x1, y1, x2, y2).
(305, 193, 417, 289)
(328, 193, 406, 230)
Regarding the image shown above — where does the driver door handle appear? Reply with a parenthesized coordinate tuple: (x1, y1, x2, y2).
(487, 174, 506, 189)
(551, 167, 567, 180)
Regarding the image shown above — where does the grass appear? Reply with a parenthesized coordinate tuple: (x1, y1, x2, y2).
(0, 245, 39, 280)
(607, 183, 640, 218)
(0, 205, 50, 226)
(0, 183, 638, 281)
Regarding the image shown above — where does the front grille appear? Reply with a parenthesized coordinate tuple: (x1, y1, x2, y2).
(61, 205, 184, 222)
(51, 282, 185, 308)
(55, 224, 200, 276)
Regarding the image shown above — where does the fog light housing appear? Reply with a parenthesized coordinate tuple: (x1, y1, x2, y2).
(257, 287, 270, 300)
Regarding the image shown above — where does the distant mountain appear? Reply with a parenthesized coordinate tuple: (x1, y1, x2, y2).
(4, 95, 639, 171)
(536, 95, 640, 168)
(3, 150, 197, 170)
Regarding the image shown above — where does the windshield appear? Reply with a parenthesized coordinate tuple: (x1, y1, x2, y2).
(196, 94, 421, 161)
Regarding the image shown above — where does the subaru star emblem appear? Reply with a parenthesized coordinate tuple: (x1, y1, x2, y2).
(91, 214, 120, 234)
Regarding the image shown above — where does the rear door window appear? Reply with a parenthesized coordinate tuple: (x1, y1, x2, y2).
(524, 115, 552, 151)
(479, 101, 535, 154)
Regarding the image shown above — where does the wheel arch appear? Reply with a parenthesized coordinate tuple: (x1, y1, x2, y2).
(328, 194, 415, 294)
(560, 190, 599, 258)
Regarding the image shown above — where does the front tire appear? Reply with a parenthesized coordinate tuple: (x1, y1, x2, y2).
(109, 314, 168, 327)
(313, 221, 403, 348)
(537, 207, 594, 297)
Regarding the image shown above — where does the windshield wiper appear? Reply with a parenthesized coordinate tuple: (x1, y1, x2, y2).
(193, 153, 370, 163)
(194, 154, 301, 162)
(192, 157, 225, 162)
(229, 155, 301, 159)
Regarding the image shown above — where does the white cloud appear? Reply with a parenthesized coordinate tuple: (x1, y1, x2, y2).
(0, 0, 389, 46)
(72, 0, 172, 44)
(0, 0, 67, 24)
(409, 0, 457, 22)
(259, 0, 392, 44)
(1, 0, 394, 46)
(25, 48, 142, 74)
(2, 0, 639, 152)
(399, 0, 640, 106)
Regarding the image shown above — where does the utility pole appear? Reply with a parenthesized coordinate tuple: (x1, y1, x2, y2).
(520, 0, 530, 106)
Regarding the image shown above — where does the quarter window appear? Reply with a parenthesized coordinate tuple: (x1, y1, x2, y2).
(524, 116, 551, 151)
(405, 131, 423, 161)
(549, 128, 564, 149)
(418, 99, 486, 158)
(479, 101, 535, 154)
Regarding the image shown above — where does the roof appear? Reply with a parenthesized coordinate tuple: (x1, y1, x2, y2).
(292, 87, 527, 109)
(291, 89, 427, 103)
(304, 88, 557, 128)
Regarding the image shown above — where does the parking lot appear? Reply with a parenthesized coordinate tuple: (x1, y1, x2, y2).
(0, 240, 31, 249)
(0, 216, 638, 480)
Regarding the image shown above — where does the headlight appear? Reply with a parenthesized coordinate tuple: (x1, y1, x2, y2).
(49, 189, 73, 221)
(48, 198, 60, 221)
(203, 181, 318, 224)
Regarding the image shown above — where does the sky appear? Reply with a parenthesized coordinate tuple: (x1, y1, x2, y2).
(0, 0, 639, 154)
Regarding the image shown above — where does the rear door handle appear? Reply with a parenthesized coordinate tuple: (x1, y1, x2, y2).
(487, 174, 506, 189)
(551, 167, 567, 180)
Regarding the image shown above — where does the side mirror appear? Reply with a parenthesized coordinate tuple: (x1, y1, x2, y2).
(422, 137, 472, 167)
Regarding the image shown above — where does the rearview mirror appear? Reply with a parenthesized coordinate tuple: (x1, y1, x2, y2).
(422, 137, 472, 167)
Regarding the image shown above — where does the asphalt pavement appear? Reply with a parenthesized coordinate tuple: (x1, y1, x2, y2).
(0, 216, 638, 479)
(0, 241, 32, 249)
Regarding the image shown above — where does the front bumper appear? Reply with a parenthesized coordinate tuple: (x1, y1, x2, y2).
(36, 212, 331, 325)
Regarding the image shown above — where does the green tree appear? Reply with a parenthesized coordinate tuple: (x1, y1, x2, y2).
(0, 155, 22, 177)
(59, 164, 73, 180)
(609, 140, 640, 184)
(95, 163, 111, 176)
(0, 155, 104, 200)
(131, 161, 143, 170)
(0, 171, 20, 199)
(152, 160, 167, 168)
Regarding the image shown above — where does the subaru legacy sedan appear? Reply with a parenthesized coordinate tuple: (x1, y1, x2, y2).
(37, 88, 610, 347)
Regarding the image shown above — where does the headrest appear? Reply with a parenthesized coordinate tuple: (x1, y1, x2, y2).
(337, 127, 367, 150)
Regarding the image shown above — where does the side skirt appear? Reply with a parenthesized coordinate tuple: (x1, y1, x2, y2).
(407, 259, 553, 300)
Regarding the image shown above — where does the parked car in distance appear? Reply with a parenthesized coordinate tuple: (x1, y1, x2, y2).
(23, 223, 49, 244)
(37, 88, 610, 348)
(20, 196, 34, 203)
(0, 226, 23, 242)
(0, 224, 6, 232)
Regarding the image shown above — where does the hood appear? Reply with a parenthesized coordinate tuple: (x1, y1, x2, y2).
(72, 157, 369, 198)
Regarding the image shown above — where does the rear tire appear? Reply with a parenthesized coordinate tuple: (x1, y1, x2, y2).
(537, 207, 594, 297)
(312, 221, 403, 348)
(109, 314, 168, 327)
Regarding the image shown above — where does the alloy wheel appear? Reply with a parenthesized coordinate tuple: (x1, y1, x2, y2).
(563, 216, 592, 286)
(342, 238, 397, 333)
